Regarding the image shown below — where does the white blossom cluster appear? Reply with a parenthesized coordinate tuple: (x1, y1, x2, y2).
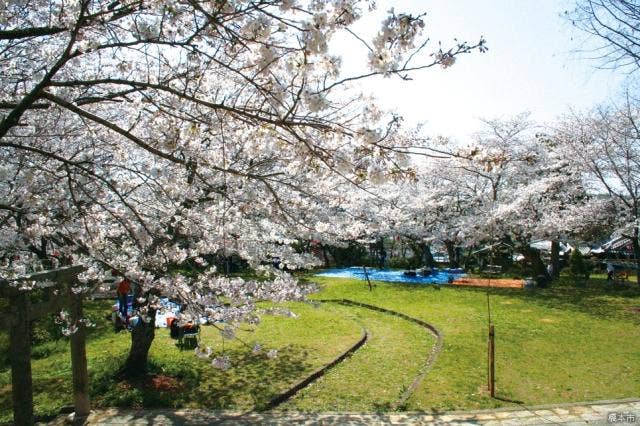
(369, 9, 425, 74)
(0, 0, 485, 362)
(351, 115, 599, 267)
(54, 309, 95, 336)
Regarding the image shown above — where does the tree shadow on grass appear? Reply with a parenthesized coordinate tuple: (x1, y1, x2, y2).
(449, 279, 640, 321)
(90, 345, 313, 412)
(192, 346, 313, 411)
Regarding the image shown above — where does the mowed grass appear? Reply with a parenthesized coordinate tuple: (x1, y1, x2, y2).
(280, 302, 434, 411)
(1, 274, 639, 421)
(0, 300, 362, 422)
(308, 276, 640, 411)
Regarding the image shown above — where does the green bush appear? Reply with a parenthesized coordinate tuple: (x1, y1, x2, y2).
(31, 339, 68, 360)
(31, 314, 65, 345)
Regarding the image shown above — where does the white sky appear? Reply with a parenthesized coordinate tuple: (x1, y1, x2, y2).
(330, 0, 630, 142)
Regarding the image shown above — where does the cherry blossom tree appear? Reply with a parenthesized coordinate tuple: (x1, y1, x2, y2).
(555, 101, 640, 284)
(418, 116, 588, 278)
(1, 0, 487, 378)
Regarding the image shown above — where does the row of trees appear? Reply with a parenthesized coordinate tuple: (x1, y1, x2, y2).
(338, 102, 639, 283)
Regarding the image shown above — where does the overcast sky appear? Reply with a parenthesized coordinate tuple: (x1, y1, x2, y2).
(331, 0, 631, 142)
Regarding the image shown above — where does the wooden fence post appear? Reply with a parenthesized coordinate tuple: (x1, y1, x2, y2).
(2, 266, 86, 424)
(9, 291, 34, 425)
(488, 324, 495, 397)
(69, 288, 90, 419)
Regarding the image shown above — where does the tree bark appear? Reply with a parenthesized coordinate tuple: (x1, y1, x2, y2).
(424, 244, 435, 268)
(550, 240, 560, 279)
(444, 240, 459, 268)
(320, 244, 331, 267)
(521, 245, 548, 278)
(121, 306, 157, 376)
(9, 292, 33, 426)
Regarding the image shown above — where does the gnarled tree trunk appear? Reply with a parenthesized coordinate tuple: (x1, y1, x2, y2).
(424, 244, 435, 268)
(550, 240, 560, 279)
(521, 245, 548, 278)
(444, 239, 459, 268)
(121, 306, 157, 377)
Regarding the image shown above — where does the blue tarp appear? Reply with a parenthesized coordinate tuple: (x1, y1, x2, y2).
(315, 267, 465, 284)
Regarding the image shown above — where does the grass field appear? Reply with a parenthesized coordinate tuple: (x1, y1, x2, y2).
(0, 300, 362, 422)
(306, 275, 640, 412)
(1, 274, 639, 422)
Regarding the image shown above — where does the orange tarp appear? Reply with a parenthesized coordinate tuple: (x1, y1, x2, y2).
(452, 278, 524, 289)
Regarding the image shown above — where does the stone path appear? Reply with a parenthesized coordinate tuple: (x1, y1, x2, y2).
(47, 398, 640, 425)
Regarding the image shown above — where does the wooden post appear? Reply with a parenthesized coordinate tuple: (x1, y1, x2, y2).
(488, 324, 495, 397)
(69, 289, 90, 419)
(1, 266, 86, 425)
(9, 291, 34, 426)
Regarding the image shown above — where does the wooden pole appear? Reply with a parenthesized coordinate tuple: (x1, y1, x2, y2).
(69, 289, 90, 419)
(488, 324, 495, 397)
(1, 266, 86, 425)
(9, 291, 34, 426)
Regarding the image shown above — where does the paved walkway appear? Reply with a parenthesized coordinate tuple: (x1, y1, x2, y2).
(47, 398, 640, 425)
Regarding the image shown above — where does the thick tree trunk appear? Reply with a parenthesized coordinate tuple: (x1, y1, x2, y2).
(424, 244, 435, 268)
(550, 240, 560, 279)
(122, 307, 157, 377)
(9, 292, 33, 426)
(407, 241, 431, 268)
(521, 246, 548, 278)
(320, 244, 331, 267)
(444, 240, 459, 268)
(375, 237, 386, 269)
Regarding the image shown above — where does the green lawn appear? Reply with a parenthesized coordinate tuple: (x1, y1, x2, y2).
(0, 300, 361, 422)
(307, 276, 640, 411)
(280, 302, 433, 411)
(1, 275, 639, 422)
